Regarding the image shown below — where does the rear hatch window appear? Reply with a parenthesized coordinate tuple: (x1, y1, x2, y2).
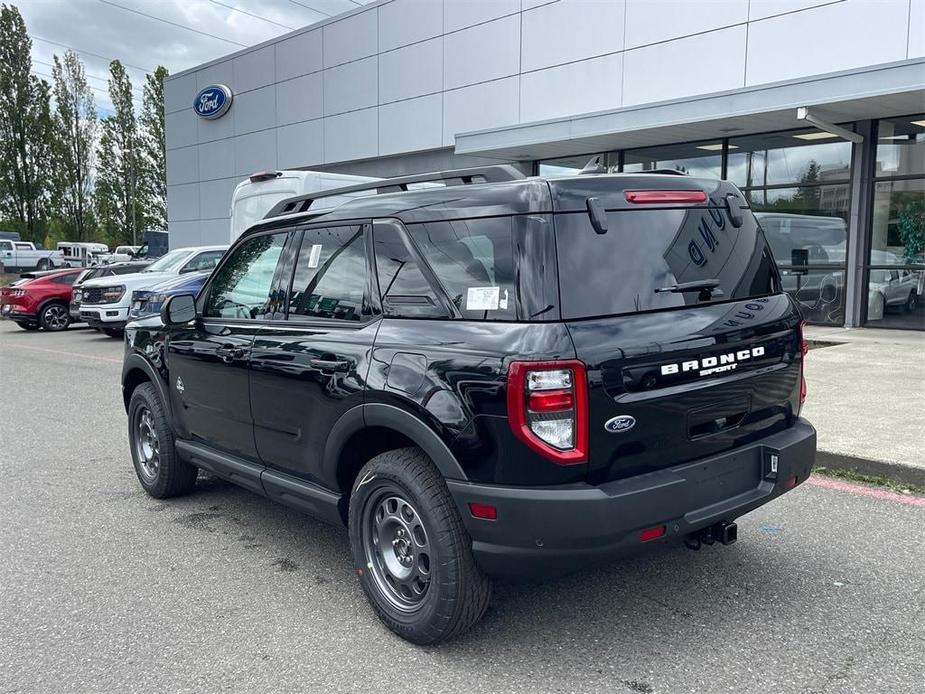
(555, 206, 778, 319)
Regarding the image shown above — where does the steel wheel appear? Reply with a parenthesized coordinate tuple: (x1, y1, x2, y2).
(362, 492, 432, 612)
(41, 304, 69, 330)
(133, 406, 160, 483)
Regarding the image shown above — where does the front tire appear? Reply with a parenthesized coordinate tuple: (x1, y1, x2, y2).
(904, 290, 918, 313)
(128, 383, 198, 498)
(103, 327, 123, 338)
(37, 258, 51, 270)
(349, 447, 492, 644)
(39, 302, 70, 331)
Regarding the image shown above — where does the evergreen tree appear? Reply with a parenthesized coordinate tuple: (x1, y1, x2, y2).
(51, 50, 97, 241)
(96, 60, 142, 246)
(0, 4, 53, 241)
(140, 66, 168, 233)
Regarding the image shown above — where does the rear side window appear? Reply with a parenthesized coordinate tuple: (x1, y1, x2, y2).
(408, 218, 519, 321)
(52, 273, 78, 285)
(288, 225, 369, 322)
(373, 223, 446, 318)
(556, 207, 777, 320)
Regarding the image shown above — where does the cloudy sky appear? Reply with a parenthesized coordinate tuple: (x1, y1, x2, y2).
(17, 0, 373, 114)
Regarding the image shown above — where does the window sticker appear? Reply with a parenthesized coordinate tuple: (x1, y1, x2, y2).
(466, 286, 500, 311)
(307, 244, 322, 268)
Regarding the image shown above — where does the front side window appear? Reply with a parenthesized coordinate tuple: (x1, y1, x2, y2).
(288, 226, 369, 322)
(205, 233, 285, 319)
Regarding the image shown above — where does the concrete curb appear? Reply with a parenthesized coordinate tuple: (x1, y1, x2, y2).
(815, 450, 925, 488)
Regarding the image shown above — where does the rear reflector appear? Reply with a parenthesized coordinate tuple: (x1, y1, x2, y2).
(639, 525, 666, 542)
(625, 190, 707, 204)
(468, 503, 497, 520)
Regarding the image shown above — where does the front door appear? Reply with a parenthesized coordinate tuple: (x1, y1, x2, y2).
(250, 223, 378, 484)
(167, 230, 289, 461)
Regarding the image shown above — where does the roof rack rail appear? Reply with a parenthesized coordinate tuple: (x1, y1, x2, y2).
(264, 164, 525, 219)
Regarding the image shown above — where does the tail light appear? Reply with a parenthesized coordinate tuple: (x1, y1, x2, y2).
(507, 360, 588, 465)
(798, 320, 808, 404)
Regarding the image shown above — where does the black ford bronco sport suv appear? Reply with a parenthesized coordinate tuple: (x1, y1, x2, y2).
(122, 165, 816, 644)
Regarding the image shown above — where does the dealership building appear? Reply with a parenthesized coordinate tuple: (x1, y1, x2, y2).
(165, 0, 925, 330)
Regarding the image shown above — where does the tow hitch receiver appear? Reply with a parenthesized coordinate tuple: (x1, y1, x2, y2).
(684, 521, 738, 551)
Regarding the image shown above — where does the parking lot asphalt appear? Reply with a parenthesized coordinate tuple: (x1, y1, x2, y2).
(0, 321, 923, 694)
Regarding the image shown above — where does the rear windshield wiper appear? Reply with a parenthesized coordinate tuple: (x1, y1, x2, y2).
(654, 279, 722, 295)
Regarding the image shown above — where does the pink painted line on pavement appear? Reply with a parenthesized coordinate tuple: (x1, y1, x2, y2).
(3, 342, 122, 364)
(807, 474, 925, 507)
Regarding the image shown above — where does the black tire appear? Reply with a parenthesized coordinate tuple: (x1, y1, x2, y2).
(37, 258, 51, 270)
(39, 302, 70, 331)
(103, 327, 123, 338)
(128, 382, 198, 498)
(14, 321, 38, 331)
(905, 290, 918, 313)
(348, 447, 492, 644)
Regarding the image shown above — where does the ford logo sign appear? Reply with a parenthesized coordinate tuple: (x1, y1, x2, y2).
(604, 415, 636, 433)
(193, 84, 233, 120)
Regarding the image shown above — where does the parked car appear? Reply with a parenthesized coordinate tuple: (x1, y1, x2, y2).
(81, 246, 227, 336)
(0, 267, 83, 330)
(98, 245, 142, 264)
(0, 239, 67, 273)
(122, 166, 816, 644)
(70, 261, 152, 322)
(128, 271, 209, 321)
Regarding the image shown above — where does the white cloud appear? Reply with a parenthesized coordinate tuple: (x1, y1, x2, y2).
(17, 0, 371, 114)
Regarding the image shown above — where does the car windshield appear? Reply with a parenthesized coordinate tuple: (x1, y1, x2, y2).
(143, 249, 193, 273)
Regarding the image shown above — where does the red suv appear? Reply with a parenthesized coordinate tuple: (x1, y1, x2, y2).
(0, 268, 83, 331)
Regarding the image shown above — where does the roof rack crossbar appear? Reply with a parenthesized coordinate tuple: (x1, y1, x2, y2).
(263, 164, 525, 219)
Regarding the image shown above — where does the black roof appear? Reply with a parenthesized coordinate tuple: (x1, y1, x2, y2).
(246, 166, 747, 237)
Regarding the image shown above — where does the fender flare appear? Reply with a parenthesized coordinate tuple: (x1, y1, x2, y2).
(321, 403, 467, 488)
(121, 352, 172, 422)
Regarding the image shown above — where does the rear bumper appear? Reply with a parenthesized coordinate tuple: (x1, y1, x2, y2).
(448, 418, 816, 579)
(1, 303, 35, 322)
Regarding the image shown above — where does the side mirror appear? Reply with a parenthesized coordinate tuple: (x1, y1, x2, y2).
(161, 293, 197, 325)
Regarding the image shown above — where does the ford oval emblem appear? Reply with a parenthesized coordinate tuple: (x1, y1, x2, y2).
(604, 415, 636, 433)
(193, 84, 233, 120)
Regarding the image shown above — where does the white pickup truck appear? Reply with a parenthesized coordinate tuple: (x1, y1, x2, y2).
(0, 240, 66, 273)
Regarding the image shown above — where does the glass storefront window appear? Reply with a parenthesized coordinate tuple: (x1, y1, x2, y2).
(727, 129, 852, 188)
(875, 115, 925, 177)
(623, 140, 721, 178)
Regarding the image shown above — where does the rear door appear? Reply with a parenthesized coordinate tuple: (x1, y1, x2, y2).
(554, 199, 804, 484)
(249, 222, 378, 485)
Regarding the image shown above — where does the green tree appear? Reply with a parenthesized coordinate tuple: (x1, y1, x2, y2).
(0, 4, 53, 242)
(51, 49, 97, 241)
(95, 60, 143, 246)
(139, 66, 168, 232)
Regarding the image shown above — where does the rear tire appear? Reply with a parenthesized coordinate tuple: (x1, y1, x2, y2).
(904, 290, 918, 313)
(128, 382, 198, 498)
(39, 302, 70, 331)
(348, 447, 492, 644)
(37, 258, 51, 270)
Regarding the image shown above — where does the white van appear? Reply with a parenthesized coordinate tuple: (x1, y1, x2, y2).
(230, 170, 380, 242)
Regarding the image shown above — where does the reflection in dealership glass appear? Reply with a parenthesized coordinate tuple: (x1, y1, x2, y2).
(755, 212, 847, 323)
(866, 251, 923, 320)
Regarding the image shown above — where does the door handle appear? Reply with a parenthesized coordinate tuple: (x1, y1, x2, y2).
(309, 358, 350, 372)
(217, 345, 247, 363)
